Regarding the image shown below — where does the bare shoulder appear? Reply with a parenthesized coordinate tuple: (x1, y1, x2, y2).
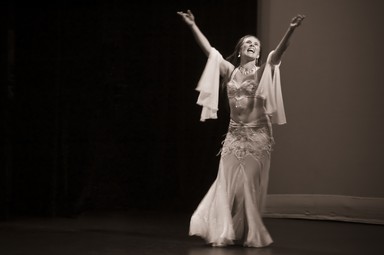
(220, 59, 235, 78)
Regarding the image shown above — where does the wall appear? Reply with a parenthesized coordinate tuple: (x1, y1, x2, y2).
(258, 0, 384, 223)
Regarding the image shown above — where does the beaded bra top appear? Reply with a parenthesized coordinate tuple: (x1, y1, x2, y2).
(227, 68, 259, 100)
(222, 68, 273, 161)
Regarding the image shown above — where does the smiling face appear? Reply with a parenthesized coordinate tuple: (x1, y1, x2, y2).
(239, 36, 260, 61)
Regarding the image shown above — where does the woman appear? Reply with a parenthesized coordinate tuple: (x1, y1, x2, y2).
(177, 10, 305, 247)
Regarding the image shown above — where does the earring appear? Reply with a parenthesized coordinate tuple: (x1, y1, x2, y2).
(238, 53, 240, 58)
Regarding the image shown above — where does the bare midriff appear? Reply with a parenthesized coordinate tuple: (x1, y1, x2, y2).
(227, 68, 268, 124)
(228, 96, 266, 123)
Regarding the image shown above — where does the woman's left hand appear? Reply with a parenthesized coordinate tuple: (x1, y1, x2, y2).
(290, 14, 306, 28)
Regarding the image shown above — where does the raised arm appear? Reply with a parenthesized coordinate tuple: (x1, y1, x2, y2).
(270, 14, 305, 65)
(177, 10, 212, 57)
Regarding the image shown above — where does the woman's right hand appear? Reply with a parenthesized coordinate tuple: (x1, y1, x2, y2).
(177, 10, 195, 26)
(177, 9, 211, 57)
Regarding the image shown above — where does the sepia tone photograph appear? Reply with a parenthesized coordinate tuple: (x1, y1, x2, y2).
(1, 0, 383, 254)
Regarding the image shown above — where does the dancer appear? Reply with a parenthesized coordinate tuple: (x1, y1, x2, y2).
(177, 10, 305, 247)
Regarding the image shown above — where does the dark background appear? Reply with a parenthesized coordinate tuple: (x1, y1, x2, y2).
(1, 0, 258, 218)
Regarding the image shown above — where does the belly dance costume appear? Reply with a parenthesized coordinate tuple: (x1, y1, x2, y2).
(189, 68, 274, 247)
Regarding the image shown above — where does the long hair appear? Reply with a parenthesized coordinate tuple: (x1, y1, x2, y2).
(225, 35, 261, 67)
(220, 35, 262, 88)
(219, 35, 262, 115)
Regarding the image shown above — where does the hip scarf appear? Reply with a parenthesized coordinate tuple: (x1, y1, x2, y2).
(220, 118, 273, 161)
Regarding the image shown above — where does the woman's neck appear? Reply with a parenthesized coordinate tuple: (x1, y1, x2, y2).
(239, 60, 256, 69)
(238, 61, 257, 76)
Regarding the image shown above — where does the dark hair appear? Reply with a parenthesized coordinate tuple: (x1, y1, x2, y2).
(225, 35, 261, 67)
(221, 35, 262, 89)
(220, 35, 262, 114)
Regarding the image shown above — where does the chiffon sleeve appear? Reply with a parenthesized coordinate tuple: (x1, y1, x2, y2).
(257, 50, 287, 125)
(195, 48, 223, 122)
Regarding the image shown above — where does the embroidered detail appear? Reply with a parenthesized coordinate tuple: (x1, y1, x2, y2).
(227, 68, 260, 108)
(220, 120, 273, 161)
(227, 78, 258, 99)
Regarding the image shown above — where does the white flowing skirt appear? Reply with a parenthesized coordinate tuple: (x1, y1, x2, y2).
(189, 119, 273, 247)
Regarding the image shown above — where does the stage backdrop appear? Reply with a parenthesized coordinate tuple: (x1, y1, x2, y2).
(258, 0, 384, 224)
(2, 0, 383, 224)
(1, 0, 261, 217)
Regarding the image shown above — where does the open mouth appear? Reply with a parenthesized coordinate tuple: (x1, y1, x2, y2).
(247, 48, 255, 53)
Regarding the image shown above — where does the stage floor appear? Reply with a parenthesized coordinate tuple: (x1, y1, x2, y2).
(0, 209, 383, 255)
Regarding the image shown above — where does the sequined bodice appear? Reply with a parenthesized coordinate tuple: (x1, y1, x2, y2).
(227, 69, 259, 100)
(227, 79, 258, 99)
